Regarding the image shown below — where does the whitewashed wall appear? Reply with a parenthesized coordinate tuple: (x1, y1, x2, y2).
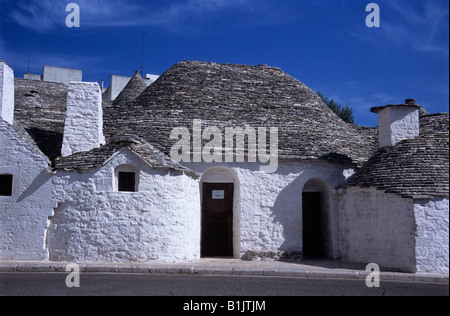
(0, 62, 14, 125)
(61, 82, 105, 157)
(377, 106, 419, 147)
(338, 187, 417, 272)
(185, 160, 353, 259)
(49, 149, 201, 263)
(0, 120, 55, 260)
(414, 198, 449, 273)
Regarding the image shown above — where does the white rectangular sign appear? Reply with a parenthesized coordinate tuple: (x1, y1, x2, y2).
(212, 190, 225, 200)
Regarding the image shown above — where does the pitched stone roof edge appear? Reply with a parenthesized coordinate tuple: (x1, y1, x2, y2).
(371, 104, 421, 113)
(0, 120, 51, 167)
(337, 184, 449, 200)
(54, 141, 199, 178)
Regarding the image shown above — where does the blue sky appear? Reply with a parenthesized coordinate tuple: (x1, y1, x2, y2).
(0, 0, 448, 126)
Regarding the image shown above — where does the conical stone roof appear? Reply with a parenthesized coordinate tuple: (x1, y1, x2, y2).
(104, 61, 378, 165)
(113, 71, 148, 105)
(342, 113, 449, 199)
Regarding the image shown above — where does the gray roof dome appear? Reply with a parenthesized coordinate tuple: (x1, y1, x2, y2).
(104, 61, 378, 165)
(113, 71, 148, 105)
(342, 113, 449, 199)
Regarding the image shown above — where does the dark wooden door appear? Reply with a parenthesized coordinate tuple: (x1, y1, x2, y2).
(302, 192, 324, 258)
(202, 183, 234, 257)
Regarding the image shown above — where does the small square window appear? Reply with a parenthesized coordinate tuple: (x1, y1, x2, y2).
(0, 174, 13, 196)
(118, 172, 136, 192)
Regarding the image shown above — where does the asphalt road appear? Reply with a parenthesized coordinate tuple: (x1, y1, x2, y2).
(0, 273, 448, 297)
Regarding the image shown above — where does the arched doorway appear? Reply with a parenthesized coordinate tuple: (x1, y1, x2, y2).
(302, 178, 332, 258)
(201, 167, 239, 258)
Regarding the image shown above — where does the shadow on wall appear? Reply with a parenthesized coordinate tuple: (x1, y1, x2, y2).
(17, 169, 52, 203)
(26, 128, 63, 165)
(271, 176, 303, 255)
(272, 176, 338, 261)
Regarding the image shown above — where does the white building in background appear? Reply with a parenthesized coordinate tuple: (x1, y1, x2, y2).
(42, 66, 83, 85)
(102, 73, 159, 101)
(24, 65, 82, 84)
(22, 64, 158, 101)
(1, 60, 448, 273)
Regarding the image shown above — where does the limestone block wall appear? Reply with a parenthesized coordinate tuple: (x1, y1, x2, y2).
(0, 121, 55, 260)
(378, 106, 419, 147)
(61, 82, 105, 157)
(414, 198, 449, 273)
(390, 106, 419, 145)
(49, 149, 201, 263)
(0, 61, 14, 125)
(237, 161, 345, 259)
(185, 160, 353, 259)
(338, 187, 416, 272)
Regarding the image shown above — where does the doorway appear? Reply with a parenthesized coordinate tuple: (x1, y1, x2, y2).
(302, 192, 325, 258)
(302, 178, 333, 259)
(201, 183, 234, 257)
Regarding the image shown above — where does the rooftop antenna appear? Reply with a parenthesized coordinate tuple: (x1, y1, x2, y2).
(27, 57, 30, 73)
(140, 32, 146, 77)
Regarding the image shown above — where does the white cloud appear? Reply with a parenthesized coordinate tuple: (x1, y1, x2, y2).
(372, 93, 396, 104)
(4, 0, 260, 32)
(5, 0, 146, 31)
(351, 0, 449, 55)
(7, 0, 64, 32)
(390, 0, 448, 53)
(0, 42, 103, 76)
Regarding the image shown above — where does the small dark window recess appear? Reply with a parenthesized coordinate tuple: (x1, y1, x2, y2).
(118, 172, 136, 192)
(0, 174, 13, 196)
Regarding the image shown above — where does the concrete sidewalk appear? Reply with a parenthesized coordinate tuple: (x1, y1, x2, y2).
(0, 258, 448, 284)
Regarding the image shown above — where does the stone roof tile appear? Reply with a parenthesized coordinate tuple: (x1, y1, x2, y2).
(13, 78, 68, 164)
(0, 119, 51, 166)
(341, 113, 449, 199)
(104, 61, 378, 166)
(54, 134, 198, 177)
(113, 71, 148, 105)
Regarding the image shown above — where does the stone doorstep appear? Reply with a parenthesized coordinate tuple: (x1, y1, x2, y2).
(0, 260, 448, 284)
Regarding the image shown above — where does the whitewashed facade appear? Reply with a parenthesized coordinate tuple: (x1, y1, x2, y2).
(49, 149, 201, 263)
(0, 120, 55, 260)
(0, 60, 448, 273)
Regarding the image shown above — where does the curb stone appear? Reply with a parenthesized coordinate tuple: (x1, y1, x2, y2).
(0, 261, 448, 284)
(192, 266, 232, 275)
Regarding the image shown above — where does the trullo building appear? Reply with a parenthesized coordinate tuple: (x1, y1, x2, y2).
(0, 60, 448, 273)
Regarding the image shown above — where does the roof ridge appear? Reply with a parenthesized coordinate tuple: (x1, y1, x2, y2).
(179, 60, 283, 71)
